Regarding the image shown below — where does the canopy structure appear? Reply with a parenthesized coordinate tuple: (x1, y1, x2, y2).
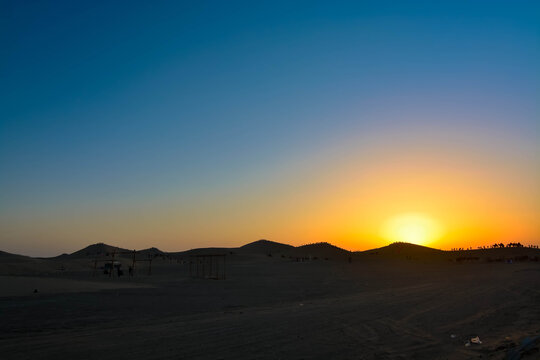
(92, 250, 153, 277)
(189, 254, 226, 280)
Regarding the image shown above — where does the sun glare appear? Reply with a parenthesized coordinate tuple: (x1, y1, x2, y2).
(382, 213, 443, 246)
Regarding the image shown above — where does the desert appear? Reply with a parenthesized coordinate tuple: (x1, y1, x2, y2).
(2, 2, 539, 359)
(1, 241, 539, 359)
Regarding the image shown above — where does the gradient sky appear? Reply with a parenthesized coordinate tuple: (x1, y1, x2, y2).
(1, 1, 539, 256)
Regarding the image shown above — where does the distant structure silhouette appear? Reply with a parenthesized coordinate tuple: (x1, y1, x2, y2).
(189, 254, 226, 280)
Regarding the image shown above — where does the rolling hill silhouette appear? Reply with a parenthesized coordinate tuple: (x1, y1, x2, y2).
(363, 242, 443, 255)
(239, 239, 294, 254)
(295, 242, 351, 259)
(68, 243, 130, 258)
(0, 250, 32, 262)
(2, 240, 539, 262)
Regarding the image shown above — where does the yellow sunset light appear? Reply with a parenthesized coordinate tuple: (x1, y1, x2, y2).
(382, 213, 443, 246)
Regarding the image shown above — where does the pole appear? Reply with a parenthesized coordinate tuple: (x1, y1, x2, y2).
(93, 258, 97, 277)
(109, 250, 115, 278)
(131, 250, 136, 277)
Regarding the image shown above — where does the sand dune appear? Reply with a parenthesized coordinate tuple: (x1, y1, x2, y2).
(239, 239, 294, 254)
(1, 242, 539, 359)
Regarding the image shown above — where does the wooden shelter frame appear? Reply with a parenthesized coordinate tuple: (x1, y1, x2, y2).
(92, 250, 153, 277)
(189, 254, 226, 280)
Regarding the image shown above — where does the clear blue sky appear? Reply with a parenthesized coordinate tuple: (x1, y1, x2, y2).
(1, 1, 539, 256)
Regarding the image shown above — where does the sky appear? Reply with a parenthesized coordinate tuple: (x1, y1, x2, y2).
(1, 0, 539, 256)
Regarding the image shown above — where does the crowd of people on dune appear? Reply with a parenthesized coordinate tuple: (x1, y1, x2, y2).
(451, 242, 539, 251)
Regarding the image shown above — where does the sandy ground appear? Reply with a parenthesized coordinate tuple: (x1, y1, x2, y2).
(1, 253, 539, 359)
(0, 276, 153, 297)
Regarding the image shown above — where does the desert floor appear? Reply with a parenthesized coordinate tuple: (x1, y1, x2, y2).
(1, 254, 539, 359)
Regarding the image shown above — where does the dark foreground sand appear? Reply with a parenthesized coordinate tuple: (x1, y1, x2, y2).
(1, 252, 539, 359)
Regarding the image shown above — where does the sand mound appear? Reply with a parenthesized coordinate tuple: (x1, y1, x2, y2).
(138, 247, 165, 256)
(0, 251, 33, 263)
(238, 239, 294, 255)
(294, 242, 350, 259)
(357, 242, 445, 262)
(68, 243, 130, 258)
(375, 242, 443, 255)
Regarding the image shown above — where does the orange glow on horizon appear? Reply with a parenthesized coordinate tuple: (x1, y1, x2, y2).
(1, 129, 538, 256)
(381, 213, 443, 246)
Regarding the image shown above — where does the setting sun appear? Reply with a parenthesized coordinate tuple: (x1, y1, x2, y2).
(382, 213, 443, 246)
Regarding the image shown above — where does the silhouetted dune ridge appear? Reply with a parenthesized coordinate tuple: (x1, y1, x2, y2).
(3, 240, 540, 261)
(239, 239, 294, 253)
(68, 243, 130, 258)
